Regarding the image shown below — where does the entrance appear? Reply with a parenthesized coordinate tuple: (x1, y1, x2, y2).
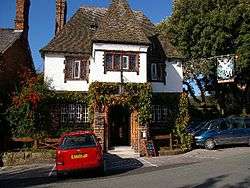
(109, 105, 130, 147)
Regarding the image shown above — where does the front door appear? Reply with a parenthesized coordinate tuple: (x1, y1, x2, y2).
(109, 105, 130, 147)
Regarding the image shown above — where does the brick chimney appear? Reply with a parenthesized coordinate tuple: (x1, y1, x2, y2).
(55, 0, 67, 35)
(15, 0, 30, 39)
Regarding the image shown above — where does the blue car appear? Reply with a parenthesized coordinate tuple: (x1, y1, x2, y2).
(194, 117, 250, 150)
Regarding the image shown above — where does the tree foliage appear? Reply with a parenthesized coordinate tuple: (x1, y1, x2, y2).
(158, 0, 250, 114)
(7, 72, 51, 138)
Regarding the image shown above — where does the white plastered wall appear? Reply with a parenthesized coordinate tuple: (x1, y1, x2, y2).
(44, 54, 89, 91)
(152, 60, 183, 93)
(90, 43, 148, 83)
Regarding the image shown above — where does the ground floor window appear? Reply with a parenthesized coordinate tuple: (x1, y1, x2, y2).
(152, 105, 171, 123)
(61, 104, 88, 123)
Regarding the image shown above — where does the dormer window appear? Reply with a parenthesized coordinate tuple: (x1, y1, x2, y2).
(104, 51, 139, 73)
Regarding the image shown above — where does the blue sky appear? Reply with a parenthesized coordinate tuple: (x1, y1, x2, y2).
(0, 0, 173, 72)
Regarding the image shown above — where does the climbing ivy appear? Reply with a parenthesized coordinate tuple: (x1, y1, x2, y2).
(174, 92, 193, 152)
(88, 82, 152, 125)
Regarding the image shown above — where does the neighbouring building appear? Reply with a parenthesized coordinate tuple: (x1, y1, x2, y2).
(40, 0, 183, 154)
(0, 0, 34, 151)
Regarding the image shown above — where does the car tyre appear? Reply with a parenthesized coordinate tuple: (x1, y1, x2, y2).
(96, 163, 105, 176)
(56, 171, 65, 178)
(205, 139, 215, 150)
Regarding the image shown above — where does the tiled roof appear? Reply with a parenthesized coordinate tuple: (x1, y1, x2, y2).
(158, 33, 183, 58)
(40, 2, 180, 58)
(93, 0, 150, 45)
(40, 6, 156, 56)
(0, 29, 22, 54)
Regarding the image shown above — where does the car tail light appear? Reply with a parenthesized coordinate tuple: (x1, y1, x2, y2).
(56, 152, 64, 165)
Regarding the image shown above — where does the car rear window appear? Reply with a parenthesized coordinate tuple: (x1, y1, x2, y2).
(60, 134, 97, 149)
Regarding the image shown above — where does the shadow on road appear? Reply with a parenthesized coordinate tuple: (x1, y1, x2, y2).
(179, 175, 250, 188)
(0, 153, 143, 188)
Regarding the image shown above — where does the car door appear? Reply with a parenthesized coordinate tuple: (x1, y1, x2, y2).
(214, 119, 233, 145)
(230, 117, 247, 144)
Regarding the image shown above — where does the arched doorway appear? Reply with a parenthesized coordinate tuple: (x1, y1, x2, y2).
(109, 105, 130, 148)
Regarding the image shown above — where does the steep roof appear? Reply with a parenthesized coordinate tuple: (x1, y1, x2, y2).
(93, 0, 150, 45)
(40, 6, 156, 56)
(40, 2, 180, 59)
(158, 33, 183, 58)
(0, 29, 22, 54)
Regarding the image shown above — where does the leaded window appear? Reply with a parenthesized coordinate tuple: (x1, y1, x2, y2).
(104, 52, 139, 72)
(61, 104, 89, 123)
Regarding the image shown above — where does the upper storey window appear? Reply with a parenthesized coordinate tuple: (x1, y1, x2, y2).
(104, 52, 139, 74)
(150, 63, 166, 83)
(64, 57, 89, 82)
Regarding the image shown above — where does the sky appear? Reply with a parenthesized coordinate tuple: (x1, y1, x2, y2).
(0, 0, 173, 72)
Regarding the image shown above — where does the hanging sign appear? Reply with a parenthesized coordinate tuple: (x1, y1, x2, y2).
(217, 56, 235, 83)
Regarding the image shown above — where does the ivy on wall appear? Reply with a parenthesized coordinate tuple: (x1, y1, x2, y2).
(174, 92, 193, 152)
(88, 82, 152, 126)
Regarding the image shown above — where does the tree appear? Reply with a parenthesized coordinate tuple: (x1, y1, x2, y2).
(158, 0, 250, 115)
(7, 72, 52, 140)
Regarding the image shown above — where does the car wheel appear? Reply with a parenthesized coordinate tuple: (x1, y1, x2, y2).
(96, 163, 105, 176)
(205, 139, 215, 150)
(56, 171, 65, 178)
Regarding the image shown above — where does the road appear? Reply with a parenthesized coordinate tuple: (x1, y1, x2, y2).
(0, 147, 249, 188)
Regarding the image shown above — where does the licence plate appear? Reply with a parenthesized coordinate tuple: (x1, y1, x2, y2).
(71, 153, 88, 159)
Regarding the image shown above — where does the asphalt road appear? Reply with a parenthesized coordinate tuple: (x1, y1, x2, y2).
(0, 147, 249, 188)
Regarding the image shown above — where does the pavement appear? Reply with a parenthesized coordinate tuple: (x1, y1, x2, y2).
(0, 146, 249, 188)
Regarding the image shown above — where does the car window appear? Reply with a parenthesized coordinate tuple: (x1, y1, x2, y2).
(208, 120, 219, 130)
(60, 134, 97, 149)
(231, 118, 245, 129)
(219, 120, 230, 131)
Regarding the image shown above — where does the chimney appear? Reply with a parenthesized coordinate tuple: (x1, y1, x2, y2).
(55, 0, 67, 35)
(15, 0, 30, 39)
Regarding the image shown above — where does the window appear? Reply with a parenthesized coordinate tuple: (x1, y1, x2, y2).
(114, 54, 121, 70)
(122, 56, 129, 70)
(73, 61, 81, 79)
(150, 63, 165, 82)
(64, 57, 89, 81)
(61, 104, 88, 123)
(104, 52, 138, 72)
(151, 64, 158, 80)
(152, 105, 172, 122)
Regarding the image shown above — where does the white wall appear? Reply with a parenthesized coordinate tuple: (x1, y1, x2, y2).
(44, 46, 183, 93)
(44, 54, 89, 91)
(90, 43, 148, 83)
(152, 60, 183, 93)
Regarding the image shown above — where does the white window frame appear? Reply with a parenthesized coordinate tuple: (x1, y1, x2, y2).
(61, 104, 89, 123)
(152, 105, 169, 123)
(122, 55, 129, 70)
(151, 63, 158, 80)
(73, 60, 81, 79)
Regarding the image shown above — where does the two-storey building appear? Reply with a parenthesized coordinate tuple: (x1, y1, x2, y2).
(40, 0, 183, 153)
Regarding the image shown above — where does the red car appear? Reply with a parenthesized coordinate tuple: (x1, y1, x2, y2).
(56, 131, 104, 176)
